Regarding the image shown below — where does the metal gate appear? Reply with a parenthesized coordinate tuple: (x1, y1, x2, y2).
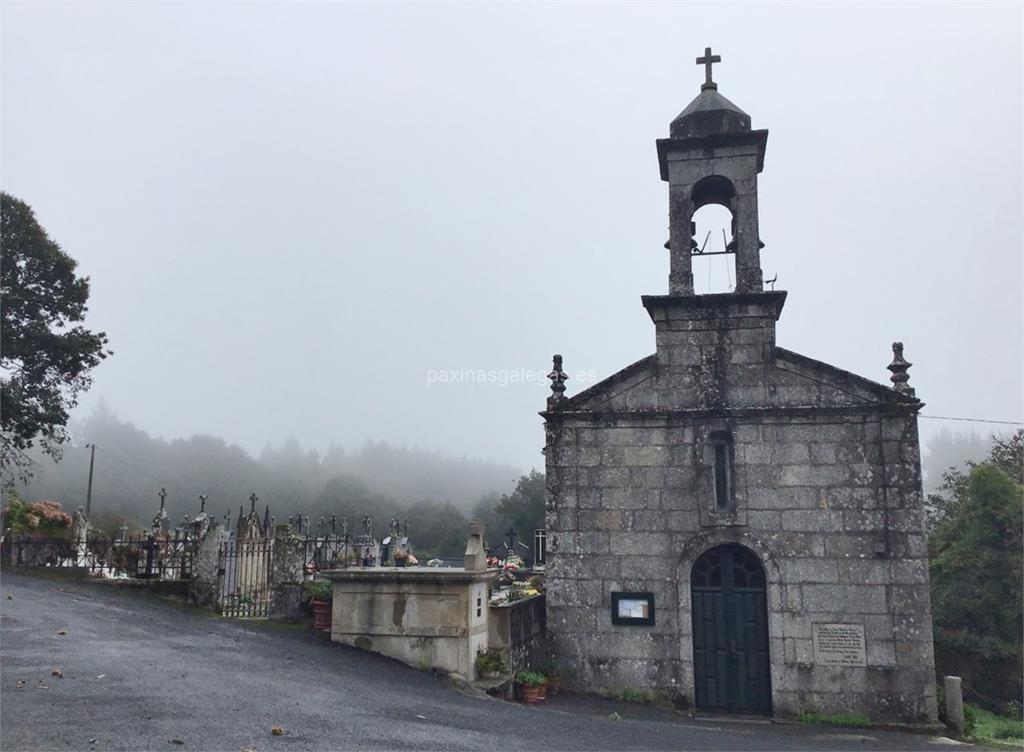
(691, 544, 771, 714)
(217, 538, 273, 618)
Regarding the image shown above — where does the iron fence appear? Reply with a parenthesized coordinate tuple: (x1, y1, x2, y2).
(0, 533, 198, 580)
(301, 534, 352, 572)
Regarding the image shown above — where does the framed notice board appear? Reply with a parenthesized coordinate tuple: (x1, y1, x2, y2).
(611, 591, 655, 626)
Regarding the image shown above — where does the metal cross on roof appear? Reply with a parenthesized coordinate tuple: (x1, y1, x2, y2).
(696, 46, 721, 90)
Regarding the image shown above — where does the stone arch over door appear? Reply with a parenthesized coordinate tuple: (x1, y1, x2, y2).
(676, 533, 784, 715)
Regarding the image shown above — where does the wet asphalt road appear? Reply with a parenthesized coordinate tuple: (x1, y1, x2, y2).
(0, 571, 969, 751)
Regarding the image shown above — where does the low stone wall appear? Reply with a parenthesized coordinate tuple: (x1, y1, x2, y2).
(325, 567, 493, 680)
(489, 594, 546, 675)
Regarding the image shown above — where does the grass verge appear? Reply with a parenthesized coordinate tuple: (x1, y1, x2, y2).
(796, 711, 872, 728)
(967, 705, 1024, 748)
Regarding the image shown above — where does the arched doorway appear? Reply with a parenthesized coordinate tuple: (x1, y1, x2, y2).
(691, 544, 771, 714)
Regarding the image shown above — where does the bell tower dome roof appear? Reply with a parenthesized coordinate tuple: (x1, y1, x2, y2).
(670, 88, 751, 139)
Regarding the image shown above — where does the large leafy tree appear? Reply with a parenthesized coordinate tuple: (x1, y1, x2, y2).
(929, 431, 1024, 709)
(1, 193, 110, 486)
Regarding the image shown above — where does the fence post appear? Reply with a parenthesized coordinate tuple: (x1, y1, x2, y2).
(943, 676, 964, 733)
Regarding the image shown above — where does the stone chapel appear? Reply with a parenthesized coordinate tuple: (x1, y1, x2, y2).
(542, 48, 937, 722)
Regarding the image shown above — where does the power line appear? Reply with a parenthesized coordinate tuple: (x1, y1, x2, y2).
(920, 414, 1023, 426)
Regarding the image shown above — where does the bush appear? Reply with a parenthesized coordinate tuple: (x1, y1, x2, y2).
(475, 648, 506, 675)
(304, 579, 332, 602)
(962, 704, 978, 737)
(515, 670, 546, 686)
(616, 687, 651, 704)
(1, 496, 72, 537)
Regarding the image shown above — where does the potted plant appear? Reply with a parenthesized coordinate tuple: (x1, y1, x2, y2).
(305, 579, 333, 632)
(515, 670, 546, 704)
(474, 648, 506, 680)
(539, 659, 572, 695)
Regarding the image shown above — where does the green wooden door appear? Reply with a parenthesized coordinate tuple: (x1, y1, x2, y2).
(691, 545, 771, 714)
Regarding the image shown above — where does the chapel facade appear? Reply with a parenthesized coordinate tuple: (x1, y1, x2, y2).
(542, 49, 937, 722)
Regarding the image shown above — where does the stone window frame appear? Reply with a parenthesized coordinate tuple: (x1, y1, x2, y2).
(710, 430, 735, 511)
(698, 423, 746, 527)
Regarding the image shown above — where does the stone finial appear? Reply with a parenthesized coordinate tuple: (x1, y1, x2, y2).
(887, 342, 915, 398)
(547, 354, 569, 410)
(464, 519, 486, 572)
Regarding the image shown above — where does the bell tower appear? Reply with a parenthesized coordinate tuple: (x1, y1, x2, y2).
(657, 47, 768, 295)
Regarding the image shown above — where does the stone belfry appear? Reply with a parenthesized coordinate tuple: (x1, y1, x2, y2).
(660, 47, 765, 295)
(541, 47, 936, 722)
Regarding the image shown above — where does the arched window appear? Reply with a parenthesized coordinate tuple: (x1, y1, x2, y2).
(709, 430, 735, 511)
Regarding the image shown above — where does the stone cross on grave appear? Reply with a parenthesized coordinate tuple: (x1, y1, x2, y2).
(152, 488, 169, 537)
(696, 46, 721, 90)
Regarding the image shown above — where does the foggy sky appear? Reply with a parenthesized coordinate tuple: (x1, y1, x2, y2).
(3, 2, 1021, 471)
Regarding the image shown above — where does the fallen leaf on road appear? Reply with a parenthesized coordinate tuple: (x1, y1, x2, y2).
(6, 594, 12, 599)
(270, 726, 285, 736)
(57, 629, 67, 635)
(96, 674, 106, 680)
(415, 715, 426, 720)
(88, 739, 97, 745)
(170, 739, 185, 745)
(15, 680, 25, 689)
(608, 712, 622, 721)
(52, 668, 63, 678)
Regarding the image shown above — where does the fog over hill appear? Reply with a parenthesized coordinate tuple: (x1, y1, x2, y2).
(16, 403, 524, 535)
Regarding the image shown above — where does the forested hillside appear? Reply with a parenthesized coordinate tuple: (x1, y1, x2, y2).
(13, 404, 529, 556)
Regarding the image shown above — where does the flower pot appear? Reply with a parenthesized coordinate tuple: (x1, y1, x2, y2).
(519, 684, 542, 704)
(311, 599, 332, 632)
(394, 558, 407, 568)
(537, 682, 548, 701)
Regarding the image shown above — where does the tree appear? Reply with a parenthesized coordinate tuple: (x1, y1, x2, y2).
(1, 193, 110, 486)
(927, 429, 1022, 530)
(929, 432, 1024, 710)
(405, 499, 468, 557)
(496, 469, 546, 544)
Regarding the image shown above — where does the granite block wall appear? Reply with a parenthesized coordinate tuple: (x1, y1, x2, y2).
(544, 408, 937, 722)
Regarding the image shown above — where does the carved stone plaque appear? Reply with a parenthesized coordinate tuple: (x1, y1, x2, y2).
(812, 623, 867, 667)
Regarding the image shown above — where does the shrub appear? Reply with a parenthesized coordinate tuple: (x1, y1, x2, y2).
(1, 497, 72, 537)
(475, 648, 506, 675)
(962, 704, 978, 737)
(304, 579, 332, 602)
(617, 687, 651, 703)
(515, 670, 546, 686)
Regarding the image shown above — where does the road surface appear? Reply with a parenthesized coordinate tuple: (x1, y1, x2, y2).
(1, 571, 968, 751)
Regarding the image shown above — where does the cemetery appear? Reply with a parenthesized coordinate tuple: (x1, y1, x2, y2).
(0, 492, 550, 697)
